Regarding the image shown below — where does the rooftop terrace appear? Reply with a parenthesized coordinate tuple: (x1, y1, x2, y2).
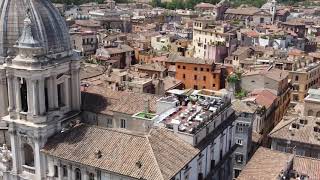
(158, 89, 231, 135)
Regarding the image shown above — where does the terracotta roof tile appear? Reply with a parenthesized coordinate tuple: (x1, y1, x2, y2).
(269, 116, 320, 146)
(294, 156, 320, 179)
(237, 147, 293, 180)
(81, 86, 161, 115)
(42, 125, 199, 180)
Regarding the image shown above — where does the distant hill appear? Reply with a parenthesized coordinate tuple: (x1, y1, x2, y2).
(51, 0, 125, 5)
(153, 0, 305, 10)
(51, 0, 304, 8)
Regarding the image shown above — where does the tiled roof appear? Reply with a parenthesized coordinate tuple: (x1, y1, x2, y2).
(225, 7, 260, 16)
(231, 99, 255, 114)
(238, 147, 320, 180)
(248, 89, 277, 108)
(243, 67, 288, 82)
(294, 156, 320, 179)
(75, 20, 101, 27)
(167, 54, 214, 65)
(237, 147, 293, 180)
(136, 63, 166, 72)
(81, 85, 161, 115)
(195, 2, 216, 8)
(42, 125, 199, 180)
(269, 115, 320, 146)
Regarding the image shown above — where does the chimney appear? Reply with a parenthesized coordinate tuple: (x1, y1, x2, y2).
(94, 150, 102, 159)
(144, 98, 150, 114)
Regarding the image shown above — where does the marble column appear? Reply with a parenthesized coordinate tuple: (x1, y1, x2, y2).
(9, 128, 20, 174)
(0, 76, 8, 116)
(52, 76, 59, 109)
(38, 79, 46, 115)
(34, 139, 42, 180)
(64, 78, 70, 110)
(27, 79, 33, 115)
(7, 75, 15, 112)
(71, 69, 80, 111)
(32, 80, 39, 116)
(83, 168, 88, 180)
(67, 164, 72, 180)
(47, 77, 54, 110)
(58, 161, 63, 180)
(14, 77, 21, 114)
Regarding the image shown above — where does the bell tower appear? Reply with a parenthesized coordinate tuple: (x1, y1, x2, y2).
(2, 9, 81, 180)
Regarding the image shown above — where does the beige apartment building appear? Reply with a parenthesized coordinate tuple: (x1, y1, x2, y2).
(290, 62, 320, 104)
(70, 31, 98, 57)
(192, 17, 237, 62)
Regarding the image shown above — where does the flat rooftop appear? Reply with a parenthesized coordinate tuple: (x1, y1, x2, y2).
(159, 89, 230, 134)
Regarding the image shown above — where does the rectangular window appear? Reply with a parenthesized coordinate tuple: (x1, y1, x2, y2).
(183, 66, 186, 69)
(236, 139, 243, 146)
(236, 126, 243, 133)
(234, 169, 241, 178)
(236, 154, 244, 163)
(120, 119, 126, 128)
(57, 83, 65, 107)
(194, 75, 197, 80)
(194, 85, 198, 90)
(194, 67, 198, 71)
(207, 68, 210, 72)
(107, 119, 113, 128)
(63, 165, 68, 177)
(54, 165, 58, 177)
(178, 65, 181, 69)
(203, 76, 206, 81)
(183, 74, 186, 79)
(200, 68, 204, 71)
(295, 75, 299, 81)
(213, 84, 216, 87)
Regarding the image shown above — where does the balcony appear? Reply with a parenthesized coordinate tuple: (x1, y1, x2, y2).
(22, 165, 35, 174)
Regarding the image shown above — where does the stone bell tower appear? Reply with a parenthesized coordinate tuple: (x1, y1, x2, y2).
(0, 1, 81, 179)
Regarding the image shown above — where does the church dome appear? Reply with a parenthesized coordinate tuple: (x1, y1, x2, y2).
(0, 0, 72, 59)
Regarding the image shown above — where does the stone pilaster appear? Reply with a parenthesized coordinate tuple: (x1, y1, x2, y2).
(6, 74, 15, 113)
(71, 66, 80, 111)
(0, 69, 8, 117)
(64, 78, 70, 110)
(52, 76, 59, 109)
(32, 80, 39, 116)
(8, 127, 21, 174)
(47, 77, 54, 110)
(14, 77, 21, 114)
(38, 78, 46, 115)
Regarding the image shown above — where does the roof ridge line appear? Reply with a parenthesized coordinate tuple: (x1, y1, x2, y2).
(86, 124, 147, 138)
(269, 118, 296, 136)
(145, 130, 165, 180)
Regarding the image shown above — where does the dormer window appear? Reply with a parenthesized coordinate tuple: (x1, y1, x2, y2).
(291, 123, 300, 129)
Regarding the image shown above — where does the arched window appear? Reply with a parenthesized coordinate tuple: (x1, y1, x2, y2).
(308, 110, 314, 116)
(75, 168, 81, 180)
(316, 111, 320, 117)
(23, 144, 34, 167)
(89, 173, 95, 180)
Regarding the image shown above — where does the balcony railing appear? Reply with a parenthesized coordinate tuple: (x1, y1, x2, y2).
(22, 165, 35, 174)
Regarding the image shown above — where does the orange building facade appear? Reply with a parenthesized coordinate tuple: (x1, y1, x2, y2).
(175, 61, 232, 90)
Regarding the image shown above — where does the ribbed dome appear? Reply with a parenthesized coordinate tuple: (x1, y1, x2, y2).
(0, 0, 72, 59)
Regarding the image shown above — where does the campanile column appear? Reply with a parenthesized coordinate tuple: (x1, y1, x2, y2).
(6, 74, 15, 112)
(38, 78, 46, 115)
(0, 71, 8, 116)
(32, 80, 39, 116)
(14, 77, 21, 114)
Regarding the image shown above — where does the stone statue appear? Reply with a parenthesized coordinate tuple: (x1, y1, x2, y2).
(0, 144, 12, 163)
